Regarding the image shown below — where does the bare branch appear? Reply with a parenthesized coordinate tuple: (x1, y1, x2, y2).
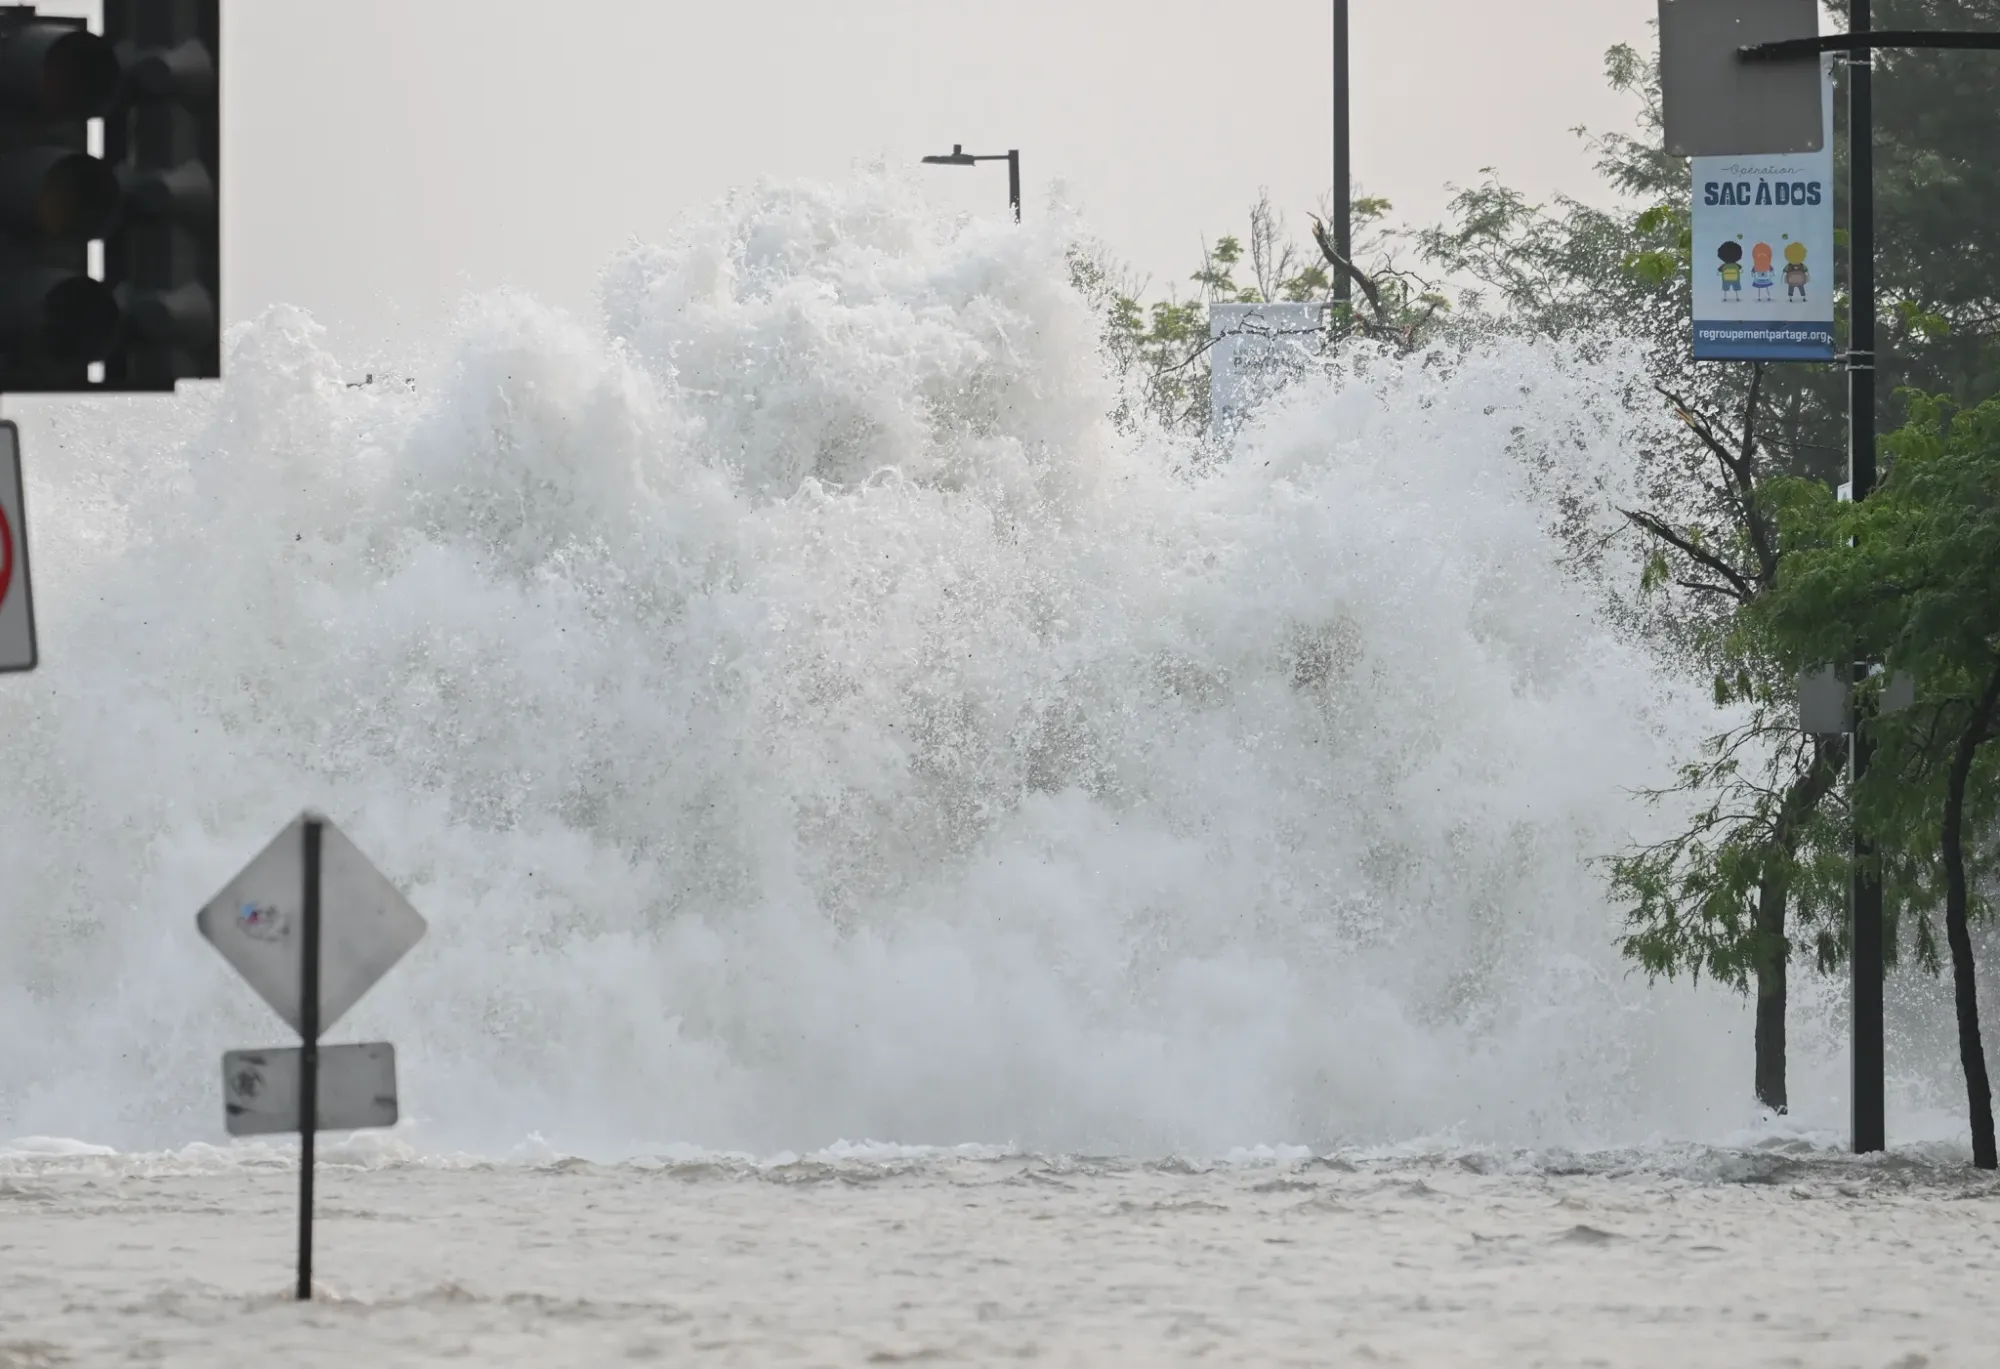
(1307, 214, 1437, 353)
(1676, 578, 1746, 600)
(1733, 364, 1779, 584)
(1621, 507, 1758, 602)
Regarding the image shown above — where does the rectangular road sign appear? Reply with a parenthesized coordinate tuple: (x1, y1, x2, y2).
(1660, 0, 1823, 157)
(1209, 302, 1326, 437)
(0, 421, 35, 673)
(223, 1043, 398, 1136)
(1799, 664, 1916, 733)
(197, 813, 427, 1037)
(1799, 664, 1849, 733)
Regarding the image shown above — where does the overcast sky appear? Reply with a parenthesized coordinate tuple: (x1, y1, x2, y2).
(52, 1, 1661, 356)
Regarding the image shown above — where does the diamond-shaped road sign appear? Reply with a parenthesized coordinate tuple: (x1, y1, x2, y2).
(197, 812, 427, 1037)
(1660, 0, 1824, 157)
(0, 421, 35, 674)
(223, 1043, 399, 1137)
(200, 813, 425, 1303)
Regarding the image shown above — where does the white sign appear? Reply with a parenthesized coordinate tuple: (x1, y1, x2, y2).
(1691, 58, 1836, 363)
(197, 812, 427, 1037)
(0, 421, 34, 674)
(1798, 663, 1916, 733)
(223, 1043, 399, 1136)
(1209, 302, 1325, 436)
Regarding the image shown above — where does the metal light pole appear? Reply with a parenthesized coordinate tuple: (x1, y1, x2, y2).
(920, 144, 1021, 222)
(1332, 0, 1352, 320)
(1845, 0, 1886, 1157)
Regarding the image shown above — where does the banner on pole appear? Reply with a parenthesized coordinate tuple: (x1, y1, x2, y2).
(1690, 58, 1836, 363)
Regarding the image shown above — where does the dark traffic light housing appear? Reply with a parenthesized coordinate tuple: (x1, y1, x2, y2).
(103, 0, 219, 390)
(0, 2, 217, 393)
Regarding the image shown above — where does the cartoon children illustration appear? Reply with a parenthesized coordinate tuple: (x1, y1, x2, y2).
(1784, 242, 1810, 301)
(1750, 243, 1775, 302)
(1717, 241, 1745, 303)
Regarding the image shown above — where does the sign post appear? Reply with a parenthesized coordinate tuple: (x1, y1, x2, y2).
(0, 422, 35, 674)
(298, 817, 321, 1301)
(198, 811, 428, 1299)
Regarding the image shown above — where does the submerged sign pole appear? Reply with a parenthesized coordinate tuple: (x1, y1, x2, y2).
(297, 818, 322, 1300)
(199, 811, 427, 1300)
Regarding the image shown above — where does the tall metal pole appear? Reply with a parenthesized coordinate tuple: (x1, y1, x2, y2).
(1007, 150, 1021, 223)
(1847, 0, 1886, 1156)
(297, 818, 323, 1298)
(1332, 0, 1352, 318)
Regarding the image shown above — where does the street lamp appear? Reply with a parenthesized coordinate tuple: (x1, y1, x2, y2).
(920, 144, 1020, 223)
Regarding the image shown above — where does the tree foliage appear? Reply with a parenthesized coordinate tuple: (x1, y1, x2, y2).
(1070, 16, 2000, 1116)
(1754, 394, 2000, 1161)
(1757, 397, 2000, 918)
(1070, 186, 1435, 434)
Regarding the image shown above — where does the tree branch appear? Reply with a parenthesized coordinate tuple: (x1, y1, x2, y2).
(1656, 378, 1779, 590)
(1734, 364, 1780, 585)
(1308, 215, 1437, 353)
(1677, 578, 1745, 600)
(1621, 507, 1758, 602)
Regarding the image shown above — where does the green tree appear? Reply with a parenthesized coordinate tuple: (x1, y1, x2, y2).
(1605, 370, 1852, 1114)
(1073, 17, 2000, 1116)
(1070, 187, 1426, 435)
(1755, 395, 2000, 1165)
(1441, 27, 2000, 1114)
(1416, 43, 1851, 1112)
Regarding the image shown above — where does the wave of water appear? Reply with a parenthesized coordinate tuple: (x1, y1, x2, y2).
(0, 174, 1904, 1158)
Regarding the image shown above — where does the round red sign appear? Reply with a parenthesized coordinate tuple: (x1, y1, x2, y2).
(0, 499, 13, 610)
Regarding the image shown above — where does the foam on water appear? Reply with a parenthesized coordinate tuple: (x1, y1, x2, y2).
(0, 173, 1913, 1159)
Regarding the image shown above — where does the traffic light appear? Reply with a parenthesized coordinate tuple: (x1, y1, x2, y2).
(101, 0, 219, 390)
(0, 8, 122, 390)
(0, 2, 217, 394)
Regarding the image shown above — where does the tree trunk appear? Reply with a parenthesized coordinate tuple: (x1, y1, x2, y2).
(1942, 661, 2000, 1171)
(1753, 876, 1788, 1113)
(1750, 736, 1846, 1114)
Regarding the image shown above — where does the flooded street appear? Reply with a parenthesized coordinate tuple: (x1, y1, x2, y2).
(4, 1142, 1993, 1366)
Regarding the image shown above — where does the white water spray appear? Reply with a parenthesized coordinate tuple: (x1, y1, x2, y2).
(2, 175, 1860, 1157)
